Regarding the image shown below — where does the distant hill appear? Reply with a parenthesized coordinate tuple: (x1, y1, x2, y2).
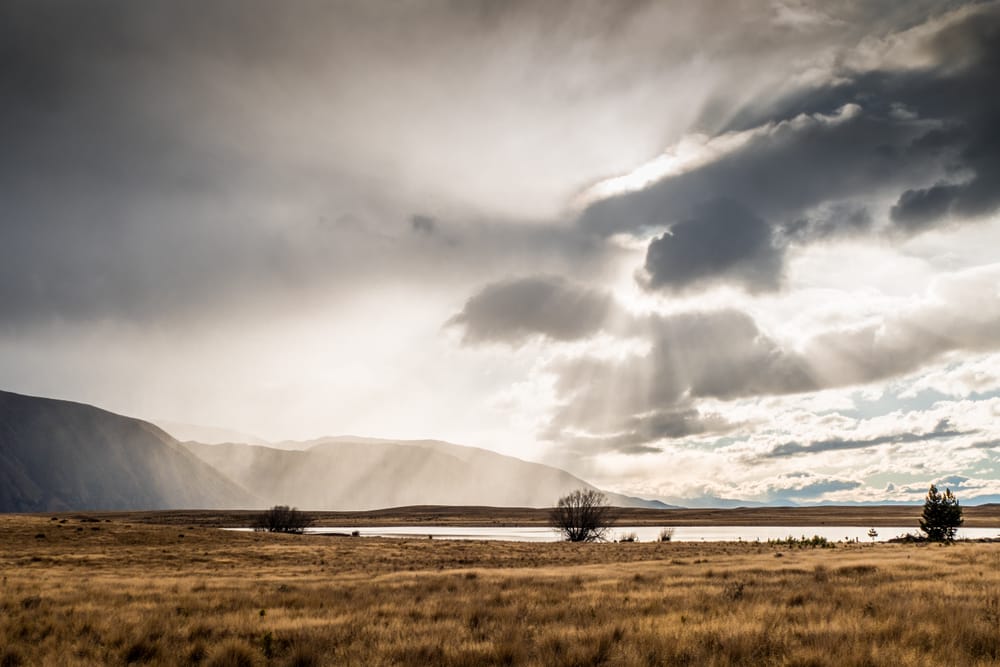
(183, 436, 673, 510)
(153, 420, 271, 446)
(0, 390, 256, 512)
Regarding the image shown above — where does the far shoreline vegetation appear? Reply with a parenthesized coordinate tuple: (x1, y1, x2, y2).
(46, 499, 1000, 529)
(243, 485, 976, 544)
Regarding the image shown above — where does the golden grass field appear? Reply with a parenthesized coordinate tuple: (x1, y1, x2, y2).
(3, 512, 1000, 666)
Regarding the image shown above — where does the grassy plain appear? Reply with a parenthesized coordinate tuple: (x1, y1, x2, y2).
(3, 513, 1000, 666)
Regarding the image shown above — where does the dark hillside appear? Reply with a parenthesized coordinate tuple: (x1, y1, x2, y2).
(0, 390, 255, 511)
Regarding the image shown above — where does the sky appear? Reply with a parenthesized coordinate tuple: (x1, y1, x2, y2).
(2, 0, 1000, 505)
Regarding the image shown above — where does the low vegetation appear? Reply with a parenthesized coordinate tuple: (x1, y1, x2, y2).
(920, 483, 964, 542)
(767, 534, 834, 548)
(3, 514, 1000, 665)
(549, 489, 613, 542)
(252, 505, 313, 534)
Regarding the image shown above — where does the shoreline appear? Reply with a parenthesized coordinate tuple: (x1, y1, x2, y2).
(12, 503, 1000, 528)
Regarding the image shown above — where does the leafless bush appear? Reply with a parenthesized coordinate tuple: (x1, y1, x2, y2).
(252, 505, 312, 534)
(549, 489, 613, 542)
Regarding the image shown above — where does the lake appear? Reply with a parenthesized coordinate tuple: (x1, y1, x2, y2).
(291, 525, 1000, 543)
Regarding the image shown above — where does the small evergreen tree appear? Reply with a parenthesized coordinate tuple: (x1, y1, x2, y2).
(919, 484, 963, 542)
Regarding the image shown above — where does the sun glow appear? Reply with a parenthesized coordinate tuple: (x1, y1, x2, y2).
(575, 103, 863, 208)
(575, 132, 746, 206)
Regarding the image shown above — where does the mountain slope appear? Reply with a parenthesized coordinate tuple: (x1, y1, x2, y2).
(0, 390, 256, 512)
(184, 436, 672, 510)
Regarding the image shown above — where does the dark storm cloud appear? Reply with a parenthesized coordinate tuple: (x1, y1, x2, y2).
(547, 407, 734, 456)
(576, 1, 1000, 292)
(760, 418, 969, 459)
(410, 215, 437, 235)
(447, 276, 621, 345)
(890, 184, 965, 231)
(782, 2, 1000, 232)
(886, 32, 1000, 231)
(641, 199, 782, 292)
(577, 102, 936, 291)
(888, 7, 1000, 229)
(970, 439, 1000, 450)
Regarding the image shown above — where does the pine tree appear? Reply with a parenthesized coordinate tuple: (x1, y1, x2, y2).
(919, 484, 963, 542)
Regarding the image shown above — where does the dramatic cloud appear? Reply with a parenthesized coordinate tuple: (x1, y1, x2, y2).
(577, 2, 1000, 292)
(803, 264, 1000, 387)
(539, 308, 814, 447)
(760, 418, 968, 459)
(447, 276, 622, 345)
(456, 261, 1000, 456)
(640, 199, 782, 292)
(547, 407, 734, 456)
(745, 474, 864, 504)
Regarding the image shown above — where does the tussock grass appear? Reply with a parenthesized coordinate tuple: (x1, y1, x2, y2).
(2, 514, 1000, 665)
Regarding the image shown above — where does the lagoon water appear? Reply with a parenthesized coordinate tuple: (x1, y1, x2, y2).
(299, 525, 1000, 543)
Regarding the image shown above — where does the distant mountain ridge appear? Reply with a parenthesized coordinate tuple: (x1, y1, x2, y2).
(151, 420, 270, 446)
(296, 435, 672, 508)
(0, 390, 671, 512)
(0, 390, 255, 512)
(182, 437, 672, 510)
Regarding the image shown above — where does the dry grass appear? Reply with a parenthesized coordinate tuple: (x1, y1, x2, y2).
(3, 514, 1000, 665)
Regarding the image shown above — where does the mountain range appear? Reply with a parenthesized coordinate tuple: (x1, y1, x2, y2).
(0, 389, 669, 512)
(0, 389, 252, 511)
(181, 435, 666, 510)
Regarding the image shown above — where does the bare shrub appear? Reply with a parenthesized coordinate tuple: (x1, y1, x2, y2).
(252, 505, 312, 534)
(658, 527, 675, 542)
(549, 489, 613, 542)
